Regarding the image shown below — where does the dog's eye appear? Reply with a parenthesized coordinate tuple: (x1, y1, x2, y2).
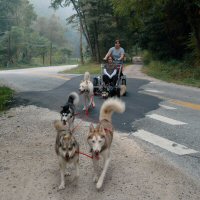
(92, 140, 95, 143)
(99, 140, 102, 143)
(72, 142, 76, 146)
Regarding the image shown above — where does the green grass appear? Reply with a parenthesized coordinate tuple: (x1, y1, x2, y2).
(0, 86, 14, 112)
(62, 62, 101, 74)
(143, 60, 200, 88)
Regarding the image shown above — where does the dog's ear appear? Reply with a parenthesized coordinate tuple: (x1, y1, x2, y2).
(89, 123, 95, 132)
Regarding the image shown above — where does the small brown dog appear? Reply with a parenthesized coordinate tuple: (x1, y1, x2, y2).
(87, 98, 125, 189)
(54, 120, 79, 190)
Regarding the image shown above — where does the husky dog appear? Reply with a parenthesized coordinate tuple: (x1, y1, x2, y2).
(87, 98, 125, 189)
(79, 71, 95, 110)
(60, 92, 79, 129)
(120, 84, 127, 96)
(54, 120, 79, 190)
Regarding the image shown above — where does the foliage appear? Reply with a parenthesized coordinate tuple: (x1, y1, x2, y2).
(144, 59, 200, 87)
(0, 86, 14, 112)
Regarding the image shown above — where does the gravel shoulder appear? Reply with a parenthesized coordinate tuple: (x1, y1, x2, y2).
(0, 106, 200, 200)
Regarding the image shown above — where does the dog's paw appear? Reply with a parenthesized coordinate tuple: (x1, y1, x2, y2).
(96, 180, 103, 189)
(93, 175, 98, 183)
(58, 183, 65, 190)
(65, 172, 71, 176)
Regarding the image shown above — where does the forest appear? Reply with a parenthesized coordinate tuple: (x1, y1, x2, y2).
(1, 0, 200, 77)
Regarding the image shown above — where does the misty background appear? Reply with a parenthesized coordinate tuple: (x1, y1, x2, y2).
(30, 0, 80, 58)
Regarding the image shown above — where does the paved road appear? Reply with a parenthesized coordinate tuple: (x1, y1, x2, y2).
(11, 75, 161, 133)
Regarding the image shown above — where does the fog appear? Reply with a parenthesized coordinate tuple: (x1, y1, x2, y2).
(29, 0, 75, 24)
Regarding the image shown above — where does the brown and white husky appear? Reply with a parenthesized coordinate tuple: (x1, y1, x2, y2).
(54, 120, 79, 190)
(87, 98, 125, 189)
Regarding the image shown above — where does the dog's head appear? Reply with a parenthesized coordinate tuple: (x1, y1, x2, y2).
(87, 124, 106, 159)
(79, 80, 89, 94)
(54, 120, 78, 158)
(60, 134, 78, 158)
(60, 105, 74, 125)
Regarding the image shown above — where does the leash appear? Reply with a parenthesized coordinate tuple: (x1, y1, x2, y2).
(76, 151, 93, 159)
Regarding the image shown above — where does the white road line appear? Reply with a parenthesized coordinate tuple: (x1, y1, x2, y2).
(159, 104, 177, 110)
(145, 89, 163, 93)
(147, 114, 187, 125)
(134, 129, 198, 155)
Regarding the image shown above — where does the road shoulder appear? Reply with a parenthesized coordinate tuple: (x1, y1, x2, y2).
(0, 106, 199, 200)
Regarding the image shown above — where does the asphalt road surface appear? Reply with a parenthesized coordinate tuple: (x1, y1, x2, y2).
(13, 75, 161, 133)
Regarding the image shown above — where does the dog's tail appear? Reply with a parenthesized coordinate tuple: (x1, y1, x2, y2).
(54, 120, 65, 131)
(84, 71, 90, 81)
(99, 98, 125, 122)
(68, 92, 79, 106)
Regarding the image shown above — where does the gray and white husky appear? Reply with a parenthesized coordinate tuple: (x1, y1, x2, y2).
(54, 120, 79, 190)
(87, 98, 125, 189)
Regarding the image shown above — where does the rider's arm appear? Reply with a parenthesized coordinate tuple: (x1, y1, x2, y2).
(103, 68, 111, 78)
(118, 48, 125, 61)
(103, 48, 113, 60)
(110, 69, 117, 78)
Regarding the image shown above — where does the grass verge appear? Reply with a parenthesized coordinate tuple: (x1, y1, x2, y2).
(62, 62, 101, 74)
(0, 86, 14, 112)
(143, 60, 200, 88)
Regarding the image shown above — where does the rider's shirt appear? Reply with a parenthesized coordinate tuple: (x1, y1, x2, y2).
(108, 47, 125, 61)
(104, 64, 116, 76)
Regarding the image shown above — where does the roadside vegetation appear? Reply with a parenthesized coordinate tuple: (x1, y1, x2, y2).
(142, 52, 200, 88)
(63, 62, 101, 74)
(0, 87, 14, 112)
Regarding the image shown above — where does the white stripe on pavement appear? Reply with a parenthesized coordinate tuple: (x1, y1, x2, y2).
(147, 114, 187, 125)
(159, 104, 177, 110)
(134, 129, 198, 155)
(145, 89, 163, 93)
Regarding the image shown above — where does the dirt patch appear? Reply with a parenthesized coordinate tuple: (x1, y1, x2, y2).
(0, 106, 200, 200)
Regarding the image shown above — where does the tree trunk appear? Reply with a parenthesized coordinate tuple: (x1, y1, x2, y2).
(71, 0, 95, 60)
(94, 21, 100, 62)
(80, 22, 84, 65)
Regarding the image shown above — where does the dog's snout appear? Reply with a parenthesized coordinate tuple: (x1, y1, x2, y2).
(94, 150, 99, 154)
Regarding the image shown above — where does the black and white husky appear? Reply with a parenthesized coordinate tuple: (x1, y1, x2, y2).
(60, 92, 79, 129)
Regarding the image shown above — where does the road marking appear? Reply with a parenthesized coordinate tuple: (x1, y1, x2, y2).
(134, 129, 198, 155)
(29, 71, 70, 80)
(146, 114, 187, 125)
(170, 99, 200, 111)
(159, 104, 177, 110)
(145, 89, 163, 93)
